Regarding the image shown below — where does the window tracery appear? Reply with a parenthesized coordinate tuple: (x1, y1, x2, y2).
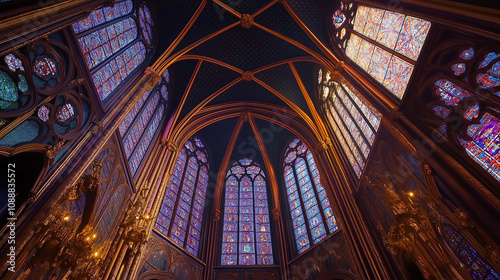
(283, 139, 338, 254)
(72, 0, 154, 102)
(318, 68, 381, 178)
(330, 2, 430, 99)
(155, 137, 209, 257)
(221, 158, 274, 266)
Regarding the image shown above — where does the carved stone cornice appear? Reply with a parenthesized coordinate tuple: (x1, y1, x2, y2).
(90, 121, 104, 135)
(162, 140, 177, 152)
(241, 14, 253, 28)
(46, 140, 66, 160)
(241, 111, 251, 122)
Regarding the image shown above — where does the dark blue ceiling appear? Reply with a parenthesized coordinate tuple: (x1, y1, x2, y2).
(206, 80, 288, 108)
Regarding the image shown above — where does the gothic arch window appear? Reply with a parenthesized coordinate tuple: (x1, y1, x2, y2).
(283, 139, 338, 254)
(221, 158, 274, 266)
(423, 45, 500, 183)
(318, 68, 381, 178)
(95, 185, 127, 244)
(118, 69, 169, 177)
(72, 0, 154, 102)
(441, 221, 500, 279)
(155, 137, 209, 257)
(330, 2, 431, 99)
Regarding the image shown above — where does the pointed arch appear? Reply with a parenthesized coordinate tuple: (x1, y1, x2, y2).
(155, 136, 209, 257)
(221, 158, 274, 266)
(283, 139, 339, 254)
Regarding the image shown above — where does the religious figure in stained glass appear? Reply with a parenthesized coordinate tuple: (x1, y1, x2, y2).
(155, 137, 209, 257)
(332, 3, 430, 99)
(283, 139, 338, 254)
(72, 0, 153, 102)
(319, 68, 381, 178)
(221, 159, 274, 266)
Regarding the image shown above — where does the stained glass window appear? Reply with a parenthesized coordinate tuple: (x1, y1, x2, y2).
(95, 187, 126, 244)
(442, 222, 500, 279)
(118, 67, 170, 177)
(333, 4, 430, 99)
(155, 137, 209, 257)
(431, 47, 500, 182)
(0, 71, 19, 110)
(221, 159, 274, 266)
(283, 139, 338, 254)
(319, 68, 381, 178)
(72, 0, 153, 102)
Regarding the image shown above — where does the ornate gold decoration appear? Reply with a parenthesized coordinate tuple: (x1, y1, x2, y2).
(241, 111, 250, 122)
(316, 138, 332, 153)
(46, 140, 67, 160)
(165, 140, 177, 152)
(145, 67, 161, 90)
(213, 209, 221, 221)
(90, 121, 104, 135)
(272, 208, 281, 220)
(242, 71, 253, 81)
(121, 188, 153, 247)
(453, 209, 473, 228)
(241, 14, 253, 28)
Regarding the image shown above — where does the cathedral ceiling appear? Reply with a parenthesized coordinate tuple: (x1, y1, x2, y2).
(150, 0, 340, 178)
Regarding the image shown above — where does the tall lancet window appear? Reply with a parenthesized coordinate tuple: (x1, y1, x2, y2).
(72, 0, 154, 102)
(283, 139, 338, 254)
(118, 69, 169, 177)
(155, 137, 209, 257)
(221, 159, 274, 266)
(319, 68, 381, 178)
(331, 2, 430, 99)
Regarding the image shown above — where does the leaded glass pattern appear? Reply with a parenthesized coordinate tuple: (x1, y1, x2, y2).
(221, 159, 274, 266)
(95, 187, 126, 244)
(319, 69, 381, 178)
(283, 139, 338, 254)
(118, 89, 152, 136)
(442, 222, 500, 279)
(337, 4, 430, 99)
(155, 137, 209, 258)
(72, 0, 152, 102)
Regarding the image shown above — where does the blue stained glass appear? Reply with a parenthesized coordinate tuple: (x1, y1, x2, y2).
(459, 47, 475, 60)
(0, 71, 18, 110)
(452, 63, 466, 76)
(92, 41, 146, 101)
(332, 10, 346, 28)
(284, 139, 339, 253)
(155, 137, 209, 257)
(4, 54, 24, 72)
(221, 158, 273, 265)
(123, 93, 159, 158)
(479, 52, 500, 68)
(38, 105, 50, 122)
(119, 89, 152, 136)
(434, 79, 471, 106)
(72, 0, 133, 34)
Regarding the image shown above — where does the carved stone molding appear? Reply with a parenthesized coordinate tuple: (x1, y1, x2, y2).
(241, 14, 253, 28)
(90, 121, 104, 135)
(46, 140, 67, 160)
(316, 138, 332, 153)
(163, 140, 177, 152)
(144, 67, 161, 91)
(241, 111, 250, 122)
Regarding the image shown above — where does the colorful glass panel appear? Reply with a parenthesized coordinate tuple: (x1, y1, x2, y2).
(221, 159, 273, 265)
(96, 187, 126, 244)
(72, 0, 134, 34)
(324, 80, 380, 178)
(118, 89, 152, 136)
(0, 72, 18, 110)
(345, 6, 429, 99)
(442, 222, 500, 279)
(459, 47, 474, 60)
(332, 10, 346, 28)
(33, 57, 57, 79)
(4, 54, 24, 72)
(92, 41, 146, 101)
(128, 104, 164, 176)
(122, 92, 159, 158)
(56, 104, 75, 124)
(38, 105, 50, 122)
(155, 137, 209, 257)
(283, 139, 339, 255)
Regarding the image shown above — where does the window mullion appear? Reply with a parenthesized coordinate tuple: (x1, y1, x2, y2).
(349, 28, 414, 65)
(338, 83, 378, 134)
(183, 159, 201, 249)
(167, 153, 191, 237)
(303, 155, 330, 235)
(127, 99, 159, 161)
(328, 96, 368, 163)
(333, 86, 372, 154)
(237, 177, 241, 264)
(291, 161, 314, 247)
